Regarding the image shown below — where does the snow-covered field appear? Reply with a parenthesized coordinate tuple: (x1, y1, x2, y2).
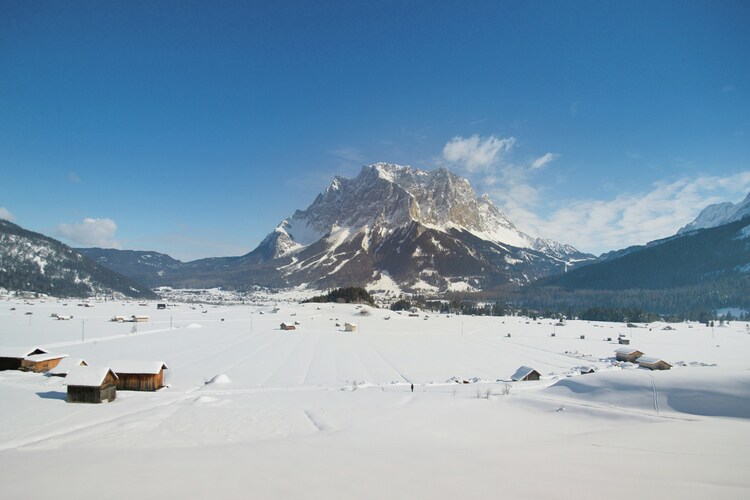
(1, 298, 749, 499)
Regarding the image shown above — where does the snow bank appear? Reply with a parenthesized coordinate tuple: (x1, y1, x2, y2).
(206, 374, 231, 385)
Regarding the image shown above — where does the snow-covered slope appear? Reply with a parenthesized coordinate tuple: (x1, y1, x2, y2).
(678, 192, 750, 234)
(0, 219, 156, 299)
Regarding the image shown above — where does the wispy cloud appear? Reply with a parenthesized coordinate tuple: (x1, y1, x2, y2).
(442, 134, 516, 173)
(57, 218, 121, 248)
(504, 172, 750, 255)
(67, 171, 81, 184)
(530, 152, 559, 170)
(0, 206, 16, 222)
(722, 84, 735, 93)
(330, 147, 365, 164)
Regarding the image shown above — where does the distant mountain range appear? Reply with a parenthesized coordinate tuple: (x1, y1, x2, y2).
(0, 219, 156, 299)
(80, 164, 594, 292)
(3, 163, 749, 313)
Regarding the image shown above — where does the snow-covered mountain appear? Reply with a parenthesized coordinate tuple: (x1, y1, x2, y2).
(678, 192, 750, 234)
(242, 163, 593, 291)
(0, 219, 156, 299)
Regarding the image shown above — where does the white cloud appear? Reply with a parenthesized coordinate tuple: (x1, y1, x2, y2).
(530, 152, 559, 170)
(68, 172, 81, 183)
(0, 206, 16, 222)
(442, 134, 516, 172)
(57, 218, 121, 248)
(501, 172, 750, 255)
(330, 147, 365, 164)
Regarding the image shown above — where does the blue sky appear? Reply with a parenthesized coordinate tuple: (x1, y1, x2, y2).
(1, 0, 749, 260)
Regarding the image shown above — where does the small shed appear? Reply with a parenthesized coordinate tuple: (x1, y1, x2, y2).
(618, 337, 631, 345)
(49, 358, 89, 377)
(21, 352, 68, 373)
(637, 356, 672, 371)
(344, 322, 358, 332)
(131, 315, 149, 323)
(109, 360, 168, 391)
(0, 347, 49, 371)
(580, 366, 597, 375)
(615, 347, 644, 362)
(511, 366, 541, 382)
(280, 323, 296, 331)
(66, 366, 118, 403)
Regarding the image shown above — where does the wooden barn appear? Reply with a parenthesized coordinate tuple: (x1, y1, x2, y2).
(615, 347, 644, 362)
(637, 356, 672, 371)
(109, 360, 169, 391)
(21, 352, 68, 373)
(49, 358, 88, 377)
(0, 347, 49, 371)
(344, 322, 358, 332)
(511, 366, 541, 382)
(580, 366, 597, 375)
(66, 366, 118, 404)
(280, 323, 296, 331)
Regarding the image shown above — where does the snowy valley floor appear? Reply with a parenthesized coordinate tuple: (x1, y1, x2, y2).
(1, 299, 749, 499)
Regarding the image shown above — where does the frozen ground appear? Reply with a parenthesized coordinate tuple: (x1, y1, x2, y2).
(1, 298, 749, 499)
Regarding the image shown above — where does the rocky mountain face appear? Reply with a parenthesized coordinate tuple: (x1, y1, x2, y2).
(77, 164, 594, 292)
(0, 219, 157, 299)
(233, 163, 593, 291)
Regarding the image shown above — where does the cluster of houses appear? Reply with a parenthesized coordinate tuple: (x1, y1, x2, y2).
(0, 347, 168, 404)
(615, 347, 672, 370)
(110, 315, 150, 323)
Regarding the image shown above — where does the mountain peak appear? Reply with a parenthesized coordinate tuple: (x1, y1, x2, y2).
(678, 192, 750, 234)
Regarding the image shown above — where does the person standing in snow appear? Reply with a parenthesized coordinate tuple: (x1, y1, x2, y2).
(410, 383, 414, 392)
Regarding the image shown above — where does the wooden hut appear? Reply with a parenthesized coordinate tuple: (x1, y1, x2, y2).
(280, 323, 296, 331)
(66, 366, 118, 403)
(615, 347, 644, 362)
(0, 347, 49, 371)
(131, 315, 149, 323)
(580, 366, 597, 375)
(344, 322, 358, 332)
(637, 356, 672, 371)
(511, 366, 541, 382)
(109, 360, 168, 391)
(49, 358, 88, 377)
(21, 352, 68, 373)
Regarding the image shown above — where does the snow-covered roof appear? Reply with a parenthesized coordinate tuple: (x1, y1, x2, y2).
(24, 352, 68, 363)
(615, 347, 642, 355)
(109, 360, 168, 375)
(0, 346, 49, 358)
(637, 356, 670, 365)
(65, 366, 117, 387)
(511, 366, 539, 381)
(49, 358, 88, 376)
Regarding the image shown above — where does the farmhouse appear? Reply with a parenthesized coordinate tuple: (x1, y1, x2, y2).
(65, 366, 118, 404)
(511, 366, 541, 382)
(0, 347, 49, 371)
(637, 356, 672, 371)
(49, 358, 88, 377)
(344, 322, 358, 332)
(280, 323, 296, 331)
(615, 347, 644, 362)
(109, 360, 169, 391)
(21, 352, 68, 373)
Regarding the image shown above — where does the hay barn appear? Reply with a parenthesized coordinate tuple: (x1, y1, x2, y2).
(21, 352, 68, 373)
(615, 347, 644, 362)
(0, 347, 49, 371)
(109, 360, 169, 391)
(637, 356, 672, 371)
(511, 366, 541, 382)
(66, 366, 118, 404)
(280, 323, 296, 331)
